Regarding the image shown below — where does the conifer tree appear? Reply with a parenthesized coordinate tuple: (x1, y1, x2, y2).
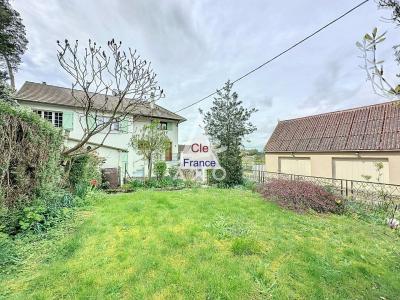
(200, 81, 257, 186)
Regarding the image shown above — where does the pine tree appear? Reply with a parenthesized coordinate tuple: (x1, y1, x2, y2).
(0, 0, 28, 90)
(201, 81, 257, 186)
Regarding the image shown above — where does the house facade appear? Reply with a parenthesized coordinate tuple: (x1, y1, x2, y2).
(264, 101, 400, 185)
(16, 81, 186, 184)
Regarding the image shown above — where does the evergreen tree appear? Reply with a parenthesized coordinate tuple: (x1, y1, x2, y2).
(201, 81, 257, 186)
(0, 0, 28, 90)
(0, 70, 15, 104)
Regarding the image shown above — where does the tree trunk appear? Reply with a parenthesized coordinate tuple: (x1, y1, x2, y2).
(148, 155, 153, 180)
(4, 56, 15, 90)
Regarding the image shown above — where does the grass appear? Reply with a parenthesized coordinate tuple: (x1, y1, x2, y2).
(1, 188, 399, 299)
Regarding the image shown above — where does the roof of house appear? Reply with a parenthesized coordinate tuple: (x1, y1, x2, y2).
(264, 101, 400, 153)
(15, 81, 186, 122)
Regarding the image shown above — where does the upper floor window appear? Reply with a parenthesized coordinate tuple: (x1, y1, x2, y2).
(158, 122, 168, 130)
(34, 110, 63, 128)
(98, 116, 120, 132)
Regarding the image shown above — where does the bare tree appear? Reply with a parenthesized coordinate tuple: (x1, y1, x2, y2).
(57, 39, 163, 156)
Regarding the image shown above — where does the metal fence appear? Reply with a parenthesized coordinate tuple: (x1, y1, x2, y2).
(245, 170, 400, 204)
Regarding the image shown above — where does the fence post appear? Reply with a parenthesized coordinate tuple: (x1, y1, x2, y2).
(340, 180, 343, 197)
(350, 180, 354, 197)
(345, 180, 348, 197)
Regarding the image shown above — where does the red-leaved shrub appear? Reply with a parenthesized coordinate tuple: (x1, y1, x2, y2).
(258, 179, 343, 214)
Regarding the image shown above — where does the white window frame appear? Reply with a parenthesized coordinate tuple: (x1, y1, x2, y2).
(98, 116, 120, 132)
(34, 110, 63, 128)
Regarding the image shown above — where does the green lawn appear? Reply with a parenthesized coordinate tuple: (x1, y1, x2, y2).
(1, 189, 400, 299)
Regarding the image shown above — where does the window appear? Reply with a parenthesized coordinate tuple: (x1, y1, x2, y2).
(34, 110, 63, 128)
(158, 122, 168, 130)
(111, 121, 120, 131)
(98, 116, 120, 132)
(43, 111, 53, 122)
(54, 112, 63, 128)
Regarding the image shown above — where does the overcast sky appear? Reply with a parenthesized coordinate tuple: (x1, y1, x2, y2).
(13, 0, 399, 150)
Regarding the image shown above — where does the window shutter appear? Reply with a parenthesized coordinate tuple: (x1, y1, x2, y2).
(87, 115, 96, 130)
(120, 119, 129, 133)
(167, 122, 173, 130)
(63, 112, 74, 131)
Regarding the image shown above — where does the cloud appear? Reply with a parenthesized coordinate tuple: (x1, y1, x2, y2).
(300, 60, 362, 111)
(12, 0, 400, 150)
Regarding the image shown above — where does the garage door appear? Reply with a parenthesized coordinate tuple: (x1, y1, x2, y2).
(333, 158, 389, 183)
(279, 157, 311, 176)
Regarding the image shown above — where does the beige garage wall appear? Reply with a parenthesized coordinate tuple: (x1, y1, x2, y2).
(265, 152, 400, 185)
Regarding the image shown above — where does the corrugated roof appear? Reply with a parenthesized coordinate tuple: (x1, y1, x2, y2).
(16, 81, 186, 122)
(265, 101, 400, 152)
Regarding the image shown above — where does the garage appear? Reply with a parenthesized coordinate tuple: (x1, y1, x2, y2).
(279, 157, 311, 176)
(333, 158, 389, 183)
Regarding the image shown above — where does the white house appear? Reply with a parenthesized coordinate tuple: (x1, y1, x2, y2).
(16, 81, 186, 185)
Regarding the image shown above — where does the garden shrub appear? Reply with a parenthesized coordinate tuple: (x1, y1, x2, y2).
(168, 165, 178, 178)
(0, 101, 67, 234)
(258, 179, 343, 214)
(154, 161, 167, 180)
(67, 153, 102, 194)
(0, 101, 63, 210)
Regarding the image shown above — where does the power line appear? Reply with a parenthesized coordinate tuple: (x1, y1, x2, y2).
(174, 0, 370, 113)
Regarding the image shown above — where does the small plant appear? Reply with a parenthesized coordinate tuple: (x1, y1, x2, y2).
(154, 161, 167, 180)
(168, 165, 178, 178)
(258, 179, 343, 214)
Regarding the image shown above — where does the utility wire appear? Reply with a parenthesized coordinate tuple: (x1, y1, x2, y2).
(174, 0, 370, 113)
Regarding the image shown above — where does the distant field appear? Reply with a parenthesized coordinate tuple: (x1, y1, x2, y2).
(1, 189, 399, 299)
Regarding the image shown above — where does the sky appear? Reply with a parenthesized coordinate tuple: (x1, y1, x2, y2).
(12, 0, 400, 150)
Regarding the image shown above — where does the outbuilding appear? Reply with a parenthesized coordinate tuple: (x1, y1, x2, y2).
(264, 101, 400, 184)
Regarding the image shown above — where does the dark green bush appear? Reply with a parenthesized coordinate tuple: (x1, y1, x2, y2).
(67, 153, 102, 194)
(154, 161, 167, 180)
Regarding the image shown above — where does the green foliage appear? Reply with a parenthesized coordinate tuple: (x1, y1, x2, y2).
(0, 232, 18, 268)
(125, 176, 196, 190)
(0, 71, 15, 104)
(67, 153, 102, 195)
(154, 161, 167, 180)
(0, 0, 28, 88)
(168, 165, 178, 178)
(200, 81, 257, 187)
(0, 101, 65, 234)
(344, 199, 400, 228)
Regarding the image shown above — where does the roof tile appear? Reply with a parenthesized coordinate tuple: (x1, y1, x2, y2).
(265, 101, 400, 152)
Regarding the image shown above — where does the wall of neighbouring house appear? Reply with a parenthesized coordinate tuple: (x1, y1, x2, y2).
(265, 151, 400, 185)
(20, 101, 180, 182)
